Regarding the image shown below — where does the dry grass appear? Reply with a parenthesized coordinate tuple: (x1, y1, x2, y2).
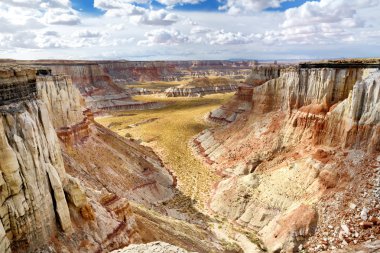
(127, 79, 191, 90)
(96, 93, 234, 208)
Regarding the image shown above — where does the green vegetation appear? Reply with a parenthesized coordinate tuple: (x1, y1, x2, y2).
(96, 93, 234, 208)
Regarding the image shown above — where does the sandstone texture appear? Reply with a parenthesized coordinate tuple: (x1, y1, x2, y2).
(195, 65, 380, 252)
(245, 65, 282, 86)
(0, 67, 72, 252)
(0, 66, 144, 252)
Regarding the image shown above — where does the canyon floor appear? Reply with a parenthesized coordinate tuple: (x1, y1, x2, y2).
(96, 93, 234, 210)
(96, 92, 265, 252)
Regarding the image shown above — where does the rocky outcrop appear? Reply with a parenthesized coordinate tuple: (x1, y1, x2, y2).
(251, 67, 379, 151)
(36, 75, 85, 129)
(36, 74, 92, 147)
(166, 84, 237, 97)
(0, 66, 37, 106)
(112, 241, 192, 253)
(0, 66, 144, 252)
(165, 78, 238, 97)
(0, 69, 72, 252)
(47, 63, 118, 96)
(245, 65, 282, 86)
(195, 65, 380, 252)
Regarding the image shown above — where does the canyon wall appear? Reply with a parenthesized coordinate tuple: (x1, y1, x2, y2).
(47, 63, 123, 96)
(195, 65, 380, 252)
(0, 66, 143, 252)
(0, 67, 74, 252)
(245, 65, 282, 86)
(99, 61, 180, 83)
(165, 84, 237, 97)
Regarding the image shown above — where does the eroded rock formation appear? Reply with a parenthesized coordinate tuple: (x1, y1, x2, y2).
(195, 64, 380, 252)
(0, 66, 143, 252)
(245, 65, 282, 86)
(0, 67, 74, 252)
(165, 77, 238, 97)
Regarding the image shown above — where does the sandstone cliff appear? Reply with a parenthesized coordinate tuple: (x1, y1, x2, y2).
(245, 65, 282, 86)
(195, 65, 380, 252)
(165, 77, 238, 97)
(0, 66, 143, 252)
(0, 67, 72, 252)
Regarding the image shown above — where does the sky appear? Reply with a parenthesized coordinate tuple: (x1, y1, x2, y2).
(0, 0, 380, 60)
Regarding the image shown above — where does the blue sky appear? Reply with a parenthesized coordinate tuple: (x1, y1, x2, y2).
(0, 0, 379, 60)
(71, 0, 312, 14)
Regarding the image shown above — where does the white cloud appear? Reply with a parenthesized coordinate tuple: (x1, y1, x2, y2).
(74, 30, 103, 38)
(219, 0, 292, 15)
(130, 9, 180, 26)
(156, 0, 204, 7)
(190, 26, 212, 34)
(138, 29, 189, 46)
(0, 0, 80, 26)
(281, 0, 374, 29)
(43, 8, 80, 25)
(259, 0, 380, 45)
(94, 0, 180, 26)
(206, 30, 255, 45)
(94, 0, 149, 10)
(43, 31, 59, 37)
(1, 0, 380, 60)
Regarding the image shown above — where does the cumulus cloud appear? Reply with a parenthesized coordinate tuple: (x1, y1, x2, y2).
(220, 0, 292, 15)
(94, 0, 149, 9)
(43, 31, 59, 37)
(259, 0, 380, 45)
(190, 26, 212, 34)
(156, 0, 204, 7)
(94, 1, 146, 17)
(138, 29, 189, 46)
(43, 8, 80, 25)
(206, 30, 256, 45)
(94, 0, 180, 26)
(130, 9, 180, 26)
(74, 30, 103, 38)
(281, 0, 375, 29)
(0, 0, 80, 26)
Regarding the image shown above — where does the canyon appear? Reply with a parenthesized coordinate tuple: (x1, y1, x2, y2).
(0, 59, 379, 253)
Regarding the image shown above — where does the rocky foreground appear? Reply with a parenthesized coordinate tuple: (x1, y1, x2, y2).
(112, 242, 191, 253)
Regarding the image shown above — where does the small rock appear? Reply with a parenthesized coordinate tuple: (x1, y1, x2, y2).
(341, 224, 350, 235)
(361, 207, 369, 221)
(349, 203, 357, 210)
(369, 216, 380, 225)
(328, 225, 334, 229)
(360, 221, 374, 229)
